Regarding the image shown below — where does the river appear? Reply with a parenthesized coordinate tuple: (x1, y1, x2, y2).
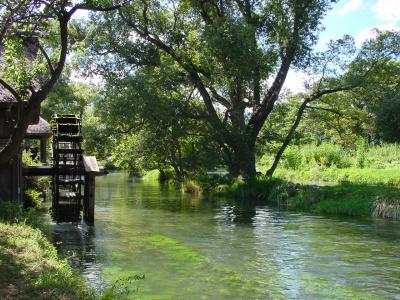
(50, 172, 400, 299)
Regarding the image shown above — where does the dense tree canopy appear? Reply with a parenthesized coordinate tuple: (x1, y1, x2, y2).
(82, 0, 340, 177)
(80, 0, 399, 177)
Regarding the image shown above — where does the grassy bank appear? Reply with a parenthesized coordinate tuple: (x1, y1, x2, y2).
(0, 202, 95, 299)
(251, 143, 400, 219)
(208, 175, 400, 219)
(182, 165, 400, 220)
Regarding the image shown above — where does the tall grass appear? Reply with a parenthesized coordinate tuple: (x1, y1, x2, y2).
(259, 142, 400, 173)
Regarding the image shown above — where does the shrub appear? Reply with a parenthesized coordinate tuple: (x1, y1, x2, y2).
(282, 146, 302, 170)
(24, 188, 43, 208)
(303, 143, 350, 168)
(183, 180, 202, 194)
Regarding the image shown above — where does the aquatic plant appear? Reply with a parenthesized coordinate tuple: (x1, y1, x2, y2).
(373, 197, 400, 220)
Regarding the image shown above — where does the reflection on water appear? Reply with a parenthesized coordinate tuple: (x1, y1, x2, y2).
(51, 172, 400, 299)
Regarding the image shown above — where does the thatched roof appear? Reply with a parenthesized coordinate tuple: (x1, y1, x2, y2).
(26, 117, 51, 139)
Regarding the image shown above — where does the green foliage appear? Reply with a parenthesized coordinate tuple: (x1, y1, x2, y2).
(183, 180, 202, 194)
(275, 167, 400, 187)
(22, 149, 40, 167)
(261, 142, 400, 174)
(23, 188, 42, 208)
(281, 146, 302, 170)
(0, 201, 47, 235)
(215, 176, 284, 201)
(302, 143, 350, 168)
(375, 88, 400, 142)
(21, 150, 50, 208)
(92, 66, 223, 178)
(0, 202, 22, 223)
(82, 107, 115, 159)
(42, 78, 98, 120)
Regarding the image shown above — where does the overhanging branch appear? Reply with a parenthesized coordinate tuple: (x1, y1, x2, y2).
(0, 79, 22, 103)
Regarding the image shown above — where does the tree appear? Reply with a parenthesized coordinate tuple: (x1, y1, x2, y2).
(93, 66, 222, 179)
(42, 76, 99, 120)
(375, 86, 400, 142)
(265, 31, 400, 176)
(84, 0, 337, 177)
(0, 0, 124, 166)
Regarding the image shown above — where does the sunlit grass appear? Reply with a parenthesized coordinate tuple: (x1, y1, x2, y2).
(0, 222, 95, 299)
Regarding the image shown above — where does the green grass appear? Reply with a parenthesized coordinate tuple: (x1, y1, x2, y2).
(252, 143, 400, 219)
(274, 167, 400, 186)
(259, 142, 400, 172)
(204, 167, 400, 219)
(0, 222, 95, 299)
(0, 201, 130, 299)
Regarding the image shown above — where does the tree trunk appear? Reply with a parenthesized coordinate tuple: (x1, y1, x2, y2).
(0, 102, 38, 165)
(266, 100, 309, 177)
(228, 141, 256, 177)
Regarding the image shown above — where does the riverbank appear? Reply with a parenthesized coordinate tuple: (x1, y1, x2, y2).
(183, 167, 400, 219)
(0, 202, 96, 299)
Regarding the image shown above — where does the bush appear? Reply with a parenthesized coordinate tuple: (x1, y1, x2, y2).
(303, 143, 350, 168)
(215, 176, 284, 201)
(183, 180, 202, 194)
(282, 146, 302, 170)
(24, 188, 43, 208)
(364, 143, 400, 169)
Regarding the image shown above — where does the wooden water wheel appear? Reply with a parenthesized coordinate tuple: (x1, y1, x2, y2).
(51, 114, 84, 222)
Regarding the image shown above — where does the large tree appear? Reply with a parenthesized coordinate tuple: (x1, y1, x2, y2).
(85, 0, 337, 177)
(0, 0, 123, 166)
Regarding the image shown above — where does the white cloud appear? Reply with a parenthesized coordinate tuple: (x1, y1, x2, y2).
(372, 0, 400, 23)
(282, 70, 312, 93)
(336, 0, 363, 16)
(355, 23, 399, 45)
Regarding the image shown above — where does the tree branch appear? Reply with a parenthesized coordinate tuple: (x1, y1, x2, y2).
(0, 79, 22, 103)
(38, 42, 54, 74)
(118, 8, 227, 136)
(68, 1, 128, 17)
(305, 105, 343, 116)
(209, 86, 231, 108)
(266, 84, 357, 177)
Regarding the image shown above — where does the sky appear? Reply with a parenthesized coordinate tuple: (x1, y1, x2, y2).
(284, 0, 400, 91)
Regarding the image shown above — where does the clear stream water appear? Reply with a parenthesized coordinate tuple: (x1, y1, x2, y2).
(50, 172, 400, 299)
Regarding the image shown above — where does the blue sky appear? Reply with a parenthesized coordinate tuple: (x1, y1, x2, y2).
(284, 0, 400, 91)
(319, 0, 400, 47)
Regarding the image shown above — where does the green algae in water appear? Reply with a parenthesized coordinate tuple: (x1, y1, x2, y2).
(142, 234, 280, 299)
(299, 273, 387, 300)
(145, 234, 206, 266)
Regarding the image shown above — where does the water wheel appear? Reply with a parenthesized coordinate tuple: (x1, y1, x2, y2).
(51, 114, 84, 222)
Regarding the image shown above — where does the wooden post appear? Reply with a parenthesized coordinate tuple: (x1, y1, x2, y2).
(83, 172, 95, 225)
(82, 156, 100, 226)
(40, 137, 47, 163)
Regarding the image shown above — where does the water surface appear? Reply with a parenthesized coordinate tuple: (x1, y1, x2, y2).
(51, 172, 400, 299)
